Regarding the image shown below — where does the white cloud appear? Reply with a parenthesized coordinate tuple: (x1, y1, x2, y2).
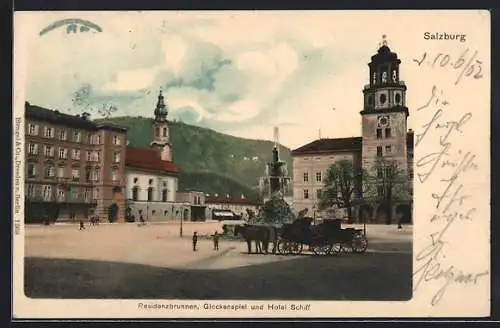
(102, 67, 158, 92)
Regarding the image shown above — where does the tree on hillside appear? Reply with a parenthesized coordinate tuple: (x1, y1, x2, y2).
(318, 160, 363, 223)
(364, 158, 409, 225)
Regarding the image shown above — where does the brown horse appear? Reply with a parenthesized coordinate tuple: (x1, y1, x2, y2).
(234, 224, 278, 254)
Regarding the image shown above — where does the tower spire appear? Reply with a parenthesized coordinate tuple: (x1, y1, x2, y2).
(154, 88, 168, 122)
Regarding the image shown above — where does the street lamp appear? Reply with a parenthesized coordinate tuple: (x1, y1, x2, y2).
(180, 206, 183, 238)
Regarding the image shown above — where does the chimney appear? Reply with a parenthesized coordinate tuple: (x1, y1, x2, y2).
(241, 194, 245, 199)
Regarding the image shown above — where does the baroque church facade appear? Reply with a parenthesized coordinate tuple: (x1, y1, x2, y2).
(124, 90, 190, 222)
(292, 38, 414, 224)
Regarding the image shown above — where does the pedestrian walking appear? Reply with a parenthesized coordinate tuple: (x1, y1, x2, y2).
(212, 231, 219, 251)
(139, 214, 145, 226)
(79, 219, 85, 230)
(192, 231, 198, 251)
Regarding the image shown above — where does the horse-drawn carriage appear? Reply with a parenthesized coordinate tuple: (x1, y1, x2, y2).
(234, 217, 368, 256)
(276, 218, 368, 256)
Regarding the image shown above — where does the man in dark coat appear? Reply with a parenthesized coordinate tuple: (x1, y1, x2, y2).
(192, 232, 198, 251)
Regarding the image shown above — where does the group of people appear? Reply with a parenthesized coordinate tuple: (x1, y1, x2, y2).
(192, 231, 220, 252)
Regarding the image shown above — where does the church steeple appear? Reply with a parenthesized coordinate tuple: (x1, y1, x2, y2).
(151, 88, 172, 161)
(154, 88, 168, 123)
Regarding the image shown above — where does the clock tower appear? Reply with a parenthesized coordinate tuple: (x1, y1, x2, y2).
(360, 35, 409, 172)
(150, 89, 172, 161)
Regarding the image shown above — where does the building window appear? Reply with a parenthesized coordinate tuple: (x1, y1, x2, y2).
(113, 135, 120, 145)
(45, 166, 55, 178)
(385, 145, 392, 154)
(72, 168, 79, 181)
(94, 168, 101, 182)
(163, 127, 167, 137)
(385, 128, 392, 138)
(59, 148, 68, 159)
(44, 146, 54, 157)
(162, 189, 168, 202)
(377, 146, 383, 157)
(316, 172, 322, 182)
(86, 151, 92, 161)
(377, 168, 383, 178)
(147, 187, 154, 201)
(132, 186, 139, 201)
(133, 177, 138, 183)
(28, 143, 38, 155)
(303, 173, 309, 182)
(96, 151, 101, 161)
(44, 127, 54, 138)
(113, 152, 120, 163)
(42, 185, 52, 201)
(316, 189, 322, 199)
(156, 127, 160, 137)
(28, 124, 38, 136)
(27, 184, 35, 198)
(70, 187, 78, 201)
(303, 189, 309, 199)
(59, 130, 67, 140)
(83, 188, 91, 202)
(72, 149, 80, 160)
(149, 179, 153, 185)
(57, 188, 65, 202)
(73, 131, 81, 142)
(27, 163, 36, 178)
(377, 128, 382, 139)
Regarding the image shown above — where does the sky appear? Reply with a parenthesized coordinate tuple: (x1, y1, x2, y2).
(17, 11, 489, 149)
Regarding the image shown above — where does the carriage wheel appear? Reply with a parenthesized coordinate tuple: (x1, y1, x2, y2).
(277, 240, 289, 255)
(352, 234, 368, 253)
(330, 243, 342, 255)
(341, 242, 353, 254)
(290, 242, 303, 255)
(312, 244, 332, 256)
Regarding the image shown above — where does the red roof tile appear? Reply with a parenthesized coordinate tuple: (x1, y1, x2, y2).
(126, 146, 179, 175)
(292, 137, 362, 155)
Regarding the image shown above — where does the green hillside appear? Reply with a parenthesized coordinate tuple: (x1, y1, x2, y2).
(95, 116, 293, 197)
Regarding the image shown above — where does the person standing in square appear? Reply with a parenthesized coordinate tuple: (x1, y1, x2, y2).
(192, 232, 198, 251)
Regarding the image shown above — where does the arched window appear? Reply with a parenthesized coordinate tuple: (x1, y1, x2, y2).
(162, 189, 168, 202)
(147, 187, 154, 201)
(155, 127, 160, 137)
(132, 186, 139, 201)
(163, 127, 167, 137)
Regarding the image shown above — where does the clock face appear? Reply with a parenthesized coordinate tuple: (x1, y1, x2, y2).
(378, 115, 390, 127)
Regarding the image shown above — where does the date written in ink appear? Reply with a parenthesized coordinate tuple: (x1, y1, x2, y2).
(413, 49, 483, 85)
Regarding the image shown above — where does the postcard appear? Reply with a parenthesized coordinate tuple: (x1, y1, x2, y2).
(12, 10, 490, 319)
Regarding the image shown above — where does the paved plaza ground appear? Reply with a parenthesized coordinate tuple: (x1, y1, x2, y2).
(24, 221, 413, 300)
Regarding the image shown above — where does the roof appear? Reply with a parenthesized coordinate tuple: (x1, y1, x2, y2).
(25, 102, 126, 132)
(292, 132, 415, 156)
(292, 137, 362, 155)
(125, 146, 179, 175)
(205, 195, 261, 206)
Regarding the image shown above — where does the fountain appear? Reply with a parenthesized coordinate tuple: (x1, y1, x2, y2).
(253, 127, 294, 224)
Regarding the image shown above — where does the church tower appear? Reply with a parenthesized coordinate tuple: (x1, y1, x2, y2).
(150, 89, 172, 161)
(360, 35, 409, 173)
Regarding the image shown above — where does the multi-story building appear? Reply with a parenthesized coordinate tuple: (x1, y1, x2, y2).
(292, 37, 414, 224)
(124, 90, 184, 221)
(25, 102, 127, 223)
